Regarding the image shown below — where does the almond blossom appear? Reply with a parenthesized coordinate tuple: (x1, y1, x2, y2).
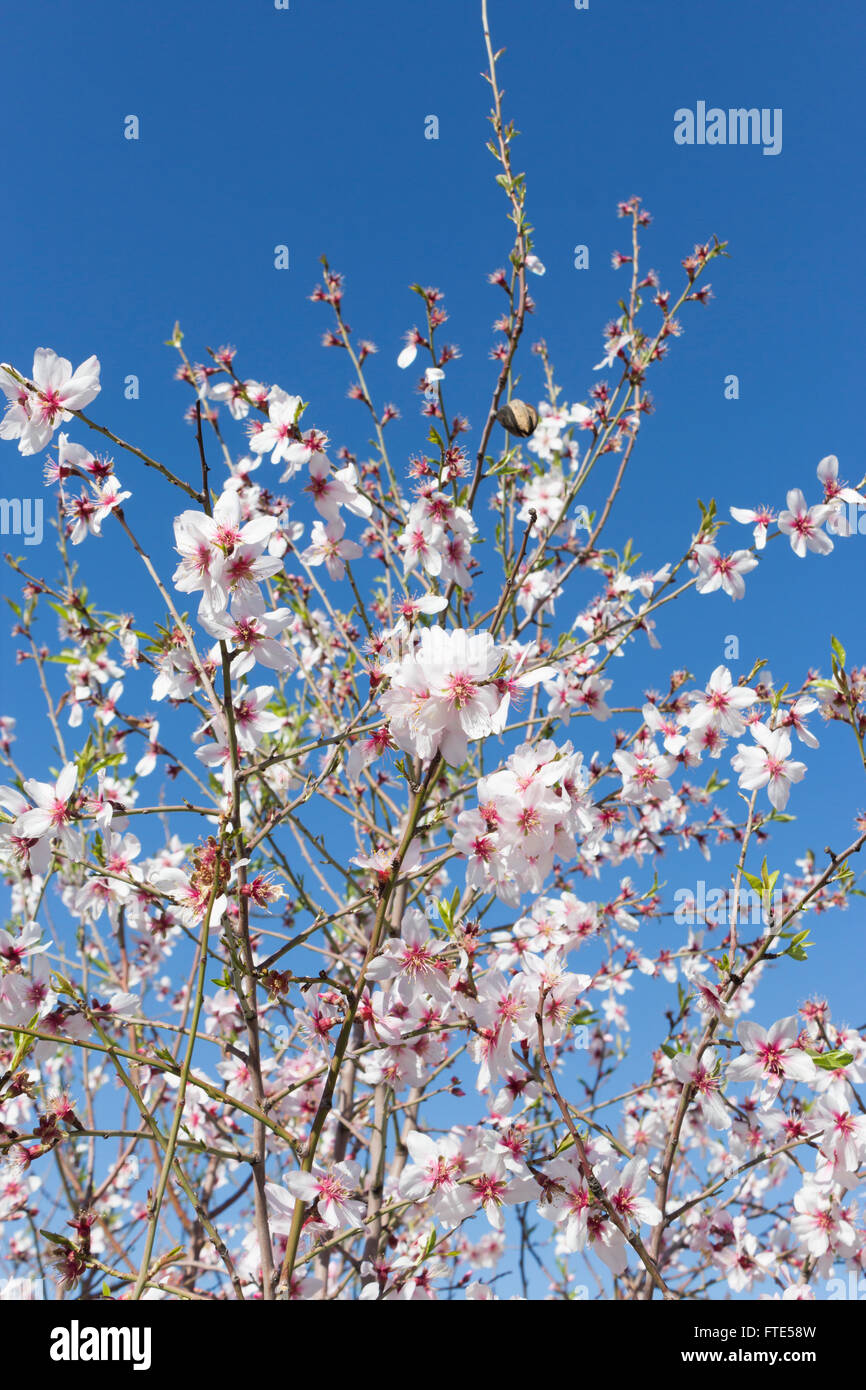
(300, 518, 364, 581)
(247, 388, 305, 469)
(729, 504, 775, 548)
(305, 455, 372, 524)
(366, 908, 452, 1005)
(199, 589, 297, 677)
(0, 349, 101, 454)
(267, 1162, 365, 1232)
(613, 744, 677, 804)
(671, 1046, 731, 1130)
(14, 763, 79, 851)
(730, 722, 807, 811)
(694, 545, 759, 600)
(790, 1182, 857, 1261)
(817, 454, 865, 536)
(727, 1015, 817, 1103)
(812, 1082, 866, 1185)
(777, 488, 835, 557)
(399, 1132, 473, 1223)
(684, 665, 756, 737)
(601, 1156, 662, 1229)
(173, 489, 280, 615)
(381, 627, 505, 766)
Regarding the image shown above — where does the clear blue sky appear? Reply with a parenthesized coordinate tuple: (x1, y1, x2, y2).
(1, 0, 865, 1291)
(3, 0, 863, 996)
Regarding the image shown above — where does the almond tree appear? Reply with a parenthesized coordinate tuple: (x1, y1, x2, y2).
(0, 1, 864, 1303)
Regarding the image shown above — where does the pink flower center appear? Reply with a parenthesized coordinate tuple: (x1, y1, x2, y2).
(425, 1156, 454, 1191)
(234, 698, 255, 727)
(517, 806, 541, 835)
(39, 388, 64, 422)
(233, 618, 262, 645)
(214, 524, 242, 551)
(445, 672, 478, 709)
(612, 1185, 637, 1217)
(315, 1175, 347, 1203)
(756, 1040, 786, 1077)
(226, 552, 255, 585)
(471, 1175, 506, 1206)
(402, 943, 436, 975)
(634, 763, 659, 787)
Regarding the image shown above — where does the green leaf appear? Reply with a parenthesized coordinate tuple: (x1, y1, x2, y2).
(811, 1049, 855, 1071)
(570, 1009, 598, 1028)
(784, 927, 814, 961)
(39, 1228, 74, 1248)
(704, 770, 730, 793)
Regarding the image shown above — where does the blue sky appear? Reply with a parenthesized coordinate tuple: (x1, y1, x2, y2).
(2, 0, 865, 1294)
(2, 0, 862, 998)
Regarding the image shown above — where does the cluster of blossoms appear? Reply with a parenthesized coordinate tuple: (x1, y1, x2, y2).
(0, 63, 864, 1305)
(397, 487, 477, 590)
(526, 400, 594, 468)
(0, 354, 131, 554)
(688, 455, 865, 603)
(453, 739, 597, 902)
(380, 628, 508, 766)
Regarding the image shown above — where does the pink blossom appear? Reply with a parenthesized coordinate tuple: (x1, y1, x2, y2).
(777, 488, 835, 557)
(671, 1046, 731, 1129)
(730, 722, 806, 810)
(729, 504, 776, 549)
(685, 665, 757, 737)
(0, 349, 101, 454)
(727, 1015, 817, 1101)
(14, 763, 78, 847)
(301, 518, 364, 581)
(695, 546, 758, 600)
(267, 1161, 365, 1232)
(367, 908, 451, 1005)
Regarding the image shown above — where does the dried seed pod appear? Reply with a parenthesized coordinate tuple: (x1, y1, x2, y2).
(494, 399, 539, 438)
